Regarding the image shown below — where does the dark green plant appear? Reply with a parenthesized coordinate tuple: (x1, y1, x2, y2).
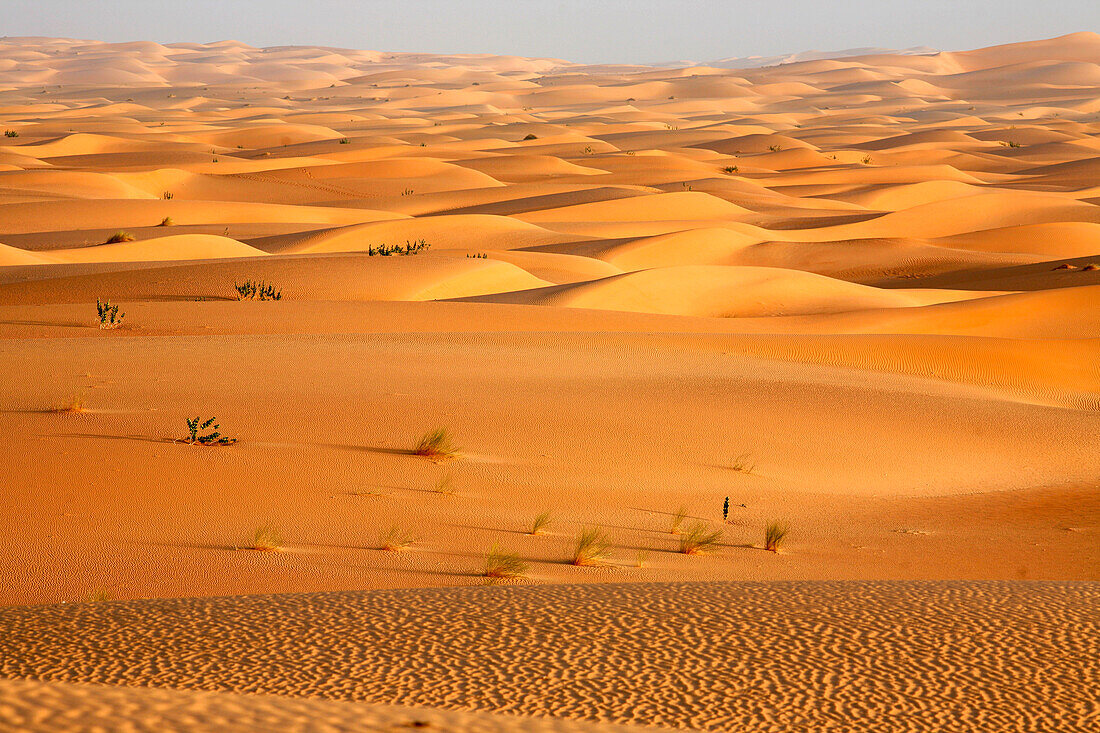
(96, 298, 124, 329)
(4, 130, 18, 138)
(723, 496, 729, 522)
(721, 165, 738, 173)
(185, 417, 236, 446)
(234, 280, 282, 301)
(339, 137, 351, 144)
(162, 191, 173, 199)
(366, 239, 430, 257)
(768, 144, 782, 152)
(466, 252, 488, 259)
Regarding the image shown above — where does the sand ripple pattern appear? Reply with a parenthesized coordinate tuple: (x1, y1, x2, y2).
(2, 581, 1096, 732)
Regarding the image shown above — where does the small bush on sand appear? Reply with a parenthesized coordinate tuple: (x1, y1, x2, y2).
(571, 527, 611, 566)
(635, 550, 650, 568)
(484, 545, 528, 580)
(1082, 263, 1100, 271)
(679, 522, 722, 555)
(862, 155, 872, 165)
(768, 144, 782, 152)
(366, 239, 430, 256)
(669, 505, 688, 534)
(723, 496, 729, 522)
(185, 417, 237, 446)
(162, 191, 173, 199)
(96, 298, 124, 329)
(4, 130, 19, 138)
(721, 165, 738, 173)
(158, 216, 174, 226)
(522, 133, 538, 141)
(339, 137, 350, 144)
(381, 526, 416, 551)
(246, 526, 283, 551)
(86, 588, 111, 602)
(764, 520, 789, 552)
(234, 279, 282, 301)
(414, 428, 459, 458)
(530, 510, 552, 535)
(104, 231, 135, 244)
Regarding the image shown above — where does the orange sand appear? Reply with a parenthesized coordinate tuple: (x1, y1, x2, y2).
(1, 32, 1098, 732)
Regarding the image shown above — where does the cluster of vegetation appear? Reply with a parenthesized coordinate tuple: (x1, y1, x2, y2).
(571, 527, 611, 566)
(414, 427, 459, 458)
(159, 216, 174, 227)
(162, 191, 174, 200)
(581, 145, 594, 155)
(3, 130, 18, 138)
(721, 165, 739, 174)
(366, 239, 430, 257)
(768, 144, 783, 152)
(234, 279, 282, 301)
(522, 133, 538, 141)
(185, 416, 236, 446)
(466, 252, 488, 259)
(339, 138, 351, 144)
(96, 298, 125, 329)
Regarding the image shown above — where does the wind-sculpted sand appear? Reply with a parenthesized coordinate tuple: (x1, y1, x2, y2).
(1, 31, 1098, 732)
(2, 582, 1097, 732)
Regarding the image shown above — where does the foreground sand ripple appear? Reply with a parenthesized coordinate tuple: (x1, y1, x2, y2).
(3, 581, 1096, 731)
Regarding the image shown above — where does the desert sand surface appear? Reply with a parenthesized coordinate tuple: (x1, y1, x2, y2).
(1, 32, 1098, 731)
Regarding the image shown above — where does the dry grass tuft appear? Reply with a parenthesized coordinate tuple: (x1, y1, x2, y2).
(1083, 263, 1100, 271)
(431, 471, 454, 494)
(530, 510, 552, 535)
(571, 527, 611, 566)
(86, 588, 111, 603)
(246, 526, 283, 552)
(55, 393, 87, 414)
(158, 216, 174, 226)
(764, 520, 789, 552)
(678, 522, 723, 555)
(104, 231, 135, 244)
(730, 452, 755, 474)
(381, 526, 416, 551)
(484, 545, 528, 580)
(669, 505, 688, 534)
(634, 550, 650, 568)
(414, 428, 459, 458)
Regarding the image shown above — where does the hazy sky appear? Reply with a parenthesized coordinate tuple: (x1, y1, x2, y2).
(6, 0, 1099, 64)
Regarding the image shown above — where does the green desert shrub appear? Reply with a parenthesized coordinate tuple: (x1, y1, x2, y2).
(414, 428, 459, 458)
(234, 280, 282, 301)
(366, 239, 430, 256)
(96, 298, 124, 329)
(185, 417, 236, 446)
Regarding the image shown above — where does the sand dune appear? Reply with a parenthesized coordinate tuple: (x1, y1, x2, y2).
(2, 31, 1098, 733)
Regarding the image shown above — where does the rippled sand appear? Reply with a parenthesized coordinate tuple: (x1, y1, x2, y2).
(3, 582, 1097, 731)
